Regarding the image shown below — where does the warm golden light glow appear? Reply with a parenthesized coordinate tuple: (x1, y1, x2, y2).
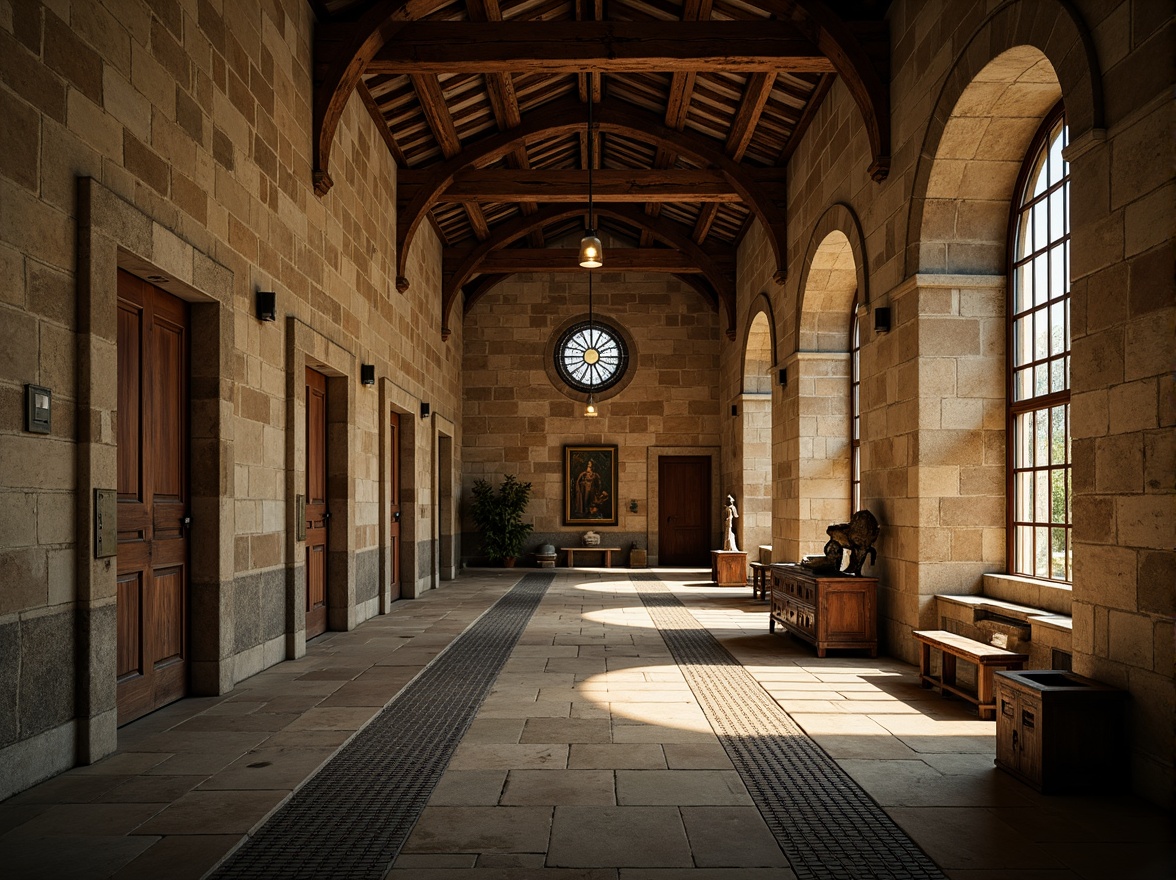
(578, 231, 603, 268)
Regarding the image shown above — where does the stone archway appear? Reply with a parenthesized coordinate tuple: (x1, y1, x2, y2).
(740, 298, 775, 560)
(905, 0, 1103, 278)
(786, 230, 859, 560)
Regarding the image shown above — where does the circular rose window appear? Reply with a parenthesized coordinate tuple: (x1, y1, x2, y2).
(554, 320, 629, 393)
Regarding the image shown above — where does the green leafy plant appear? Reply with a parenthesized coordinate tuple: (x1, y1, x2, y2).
(470, 474, 534, 565)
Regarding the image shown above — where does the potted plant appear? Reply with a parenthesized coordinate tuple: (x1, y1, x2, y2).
(470, 474, 534, 567)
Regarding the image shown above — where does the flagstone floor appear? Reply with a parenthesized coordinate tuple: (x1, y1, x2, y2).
(0, 569, 1170, 879)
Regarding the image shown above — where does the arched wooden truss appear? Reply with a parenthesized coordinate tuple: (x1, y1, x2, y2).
(440, 202, 735, 340)
(311, 0, 891, 339)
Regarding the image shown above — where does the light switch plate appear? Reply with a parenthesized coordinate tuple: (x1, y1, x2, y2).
(26, 384, 51, 433)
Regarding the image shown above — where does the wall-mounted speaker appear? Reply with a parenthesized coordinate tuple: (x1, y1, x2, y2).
(874, 306, 891, 334)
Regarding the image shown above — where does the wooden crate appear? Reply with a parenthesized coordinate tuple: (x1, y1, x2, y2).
(994, 670, 1125, 794)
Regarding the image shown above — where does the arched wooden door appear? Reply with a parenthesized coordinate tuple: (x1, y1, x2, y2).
(116, 270, 190, 724)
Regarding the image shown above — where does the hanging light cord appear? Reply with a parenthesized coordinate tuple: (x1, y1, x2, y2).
(587, 95, 594, 235)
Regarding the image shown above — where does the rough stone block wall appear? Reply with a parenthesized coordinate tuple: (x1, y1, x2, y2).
(462, 271, 720, 558)
(0, 0, 459, 795)
(1066, 67, 1174, 802)
(740, 395, 773, 555)
(721, 0, 1172, 804)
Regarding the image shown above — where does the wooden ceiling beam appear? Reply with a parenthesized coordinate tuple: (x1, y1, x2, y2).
(312, 1, 889, 194)
(664, 0, 711, 131)
(476, 248, 711, 274)
(410, 73, 462, 159)
(440, 202, 734, 339)
(725, 72, 776, 160)
(357, 81, 406, 167)
(430, 169, 747, 203)
(368, 22, 836, 74)
(409, 71, 491, 240)
(693, 203, 719, 244)
(397, 96, 788, 291)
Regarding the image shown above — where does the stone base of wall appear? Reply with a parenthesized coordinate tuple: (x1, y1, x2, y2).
(0, 721, 75, 802)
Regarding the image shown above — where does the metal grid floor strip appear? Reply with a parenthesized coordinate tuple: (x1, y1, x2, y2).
(210, 573, 554, 880)
(632, 574, 946, 880)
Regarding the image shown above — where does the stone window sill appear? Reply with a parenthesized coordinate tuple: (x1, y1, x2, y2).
(982, 572, 1072, 616)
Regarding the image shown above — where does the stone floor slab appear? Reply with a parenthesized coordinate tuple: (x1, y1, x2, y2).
(547, 806, 691, 867)
(133, 790, 288, 836)
(679, 806, 790, 867)
(500, 770, 616, 806)
(567, 744, 666, 770)
(520, 718, 613, 744)
(402, 806, 554, 854)
(615, 770, 752, 806)
(430, 771, 509, 806)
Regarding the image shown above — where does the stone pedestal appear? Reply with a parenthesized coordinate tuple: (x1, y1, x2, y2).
(711, 550, 748, 587)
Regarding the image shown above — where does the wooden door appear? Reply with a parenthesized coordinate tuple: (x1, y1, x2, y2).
(658, 456, 711, 566)
(305, 368, 329, 638)
(389, 412, 401, 601)
(116, 270, 189, 725)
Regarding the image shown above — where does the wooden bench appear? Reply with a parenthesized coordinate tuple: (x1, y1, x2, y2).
(913, 629, 1028, 720)
(561, 546, 621, 568)
(749, 562, 770, 600)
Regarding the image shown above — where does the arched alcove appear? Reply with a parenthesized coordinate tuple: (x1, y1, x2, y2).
(917, 46, 1062, 272)
(785, 228, 862, 559)
(740, 303, 775, 559)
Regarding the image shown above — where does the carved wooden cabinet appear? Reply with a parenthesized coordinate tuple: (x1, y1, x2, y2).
(769, 564, 877, 657)
(994, 670, 1125, 793)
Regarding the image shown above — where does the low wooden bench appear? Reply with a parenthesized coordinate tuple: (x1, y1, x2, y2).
(749, 562, 770, 600)
(913, 629, 1028, 720)
(561, 546, 621, 568)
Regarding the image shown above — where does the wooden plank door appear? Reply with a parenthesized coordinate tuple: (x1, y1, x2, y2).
(658, 456, 712, 566)
(305, 367, 329, 639)
(389, 412, 401, 601)
(116, 270, 190, 725)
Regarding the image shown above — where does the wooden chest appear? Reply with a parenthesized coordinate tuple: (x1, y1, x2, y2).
(994, 670, 1125, 793)
(769, 564, 877, 657)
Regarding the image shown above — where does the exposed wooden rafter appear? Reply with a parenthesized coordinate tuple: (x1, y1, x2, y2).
(367, 21, 838, 75)
(409, 72, 491, 240)
(439, 203, 735, 340)
(477, 248, 715, 274)
(465, 0, 543, 246)
(645, 0, 713, 247)
(427, 169, 752, 203)
(308, 0, 891, 340)
(397, 97, 788, 294)
(312, 1, 890, 200)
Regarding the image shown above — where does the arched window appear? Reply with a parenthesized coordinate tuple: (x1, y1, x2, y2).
(1009, 106, 1070, 582)
(850, 298, 861, 512)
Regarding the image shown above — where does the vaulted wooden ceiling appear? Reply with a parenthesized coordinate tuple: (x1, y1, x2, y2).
(311, 0, 891, 339)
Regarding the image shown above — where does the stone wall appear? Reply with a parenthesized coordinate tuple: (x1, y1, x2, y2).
(461, 271, 721, 561)
(0, 0, 459, 797)
(721, 0, 1173, 804)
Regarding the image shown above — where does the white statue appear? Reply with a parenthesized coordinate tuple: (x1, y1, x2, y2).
(722, 493, 739, 551)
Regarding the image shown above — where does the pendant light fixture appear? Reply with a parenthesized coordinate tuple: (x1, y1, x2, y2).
(583, 270, 599, 417)
(578, 96, 603, 269)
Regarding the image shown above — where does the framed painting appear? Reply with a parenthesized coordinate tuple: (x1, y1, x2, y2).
(563, 445, 618, 526)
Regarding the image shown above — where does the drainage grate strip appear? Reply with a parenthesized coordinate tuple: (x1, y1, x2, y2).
(632, 574, 946, 880)
(210, 573, 554, 880)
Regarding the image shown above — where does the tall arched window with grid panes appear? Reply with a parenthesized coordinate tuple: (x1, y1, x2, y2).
(1009, 105, 1070, 582)
(850, 299, 861, 513)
